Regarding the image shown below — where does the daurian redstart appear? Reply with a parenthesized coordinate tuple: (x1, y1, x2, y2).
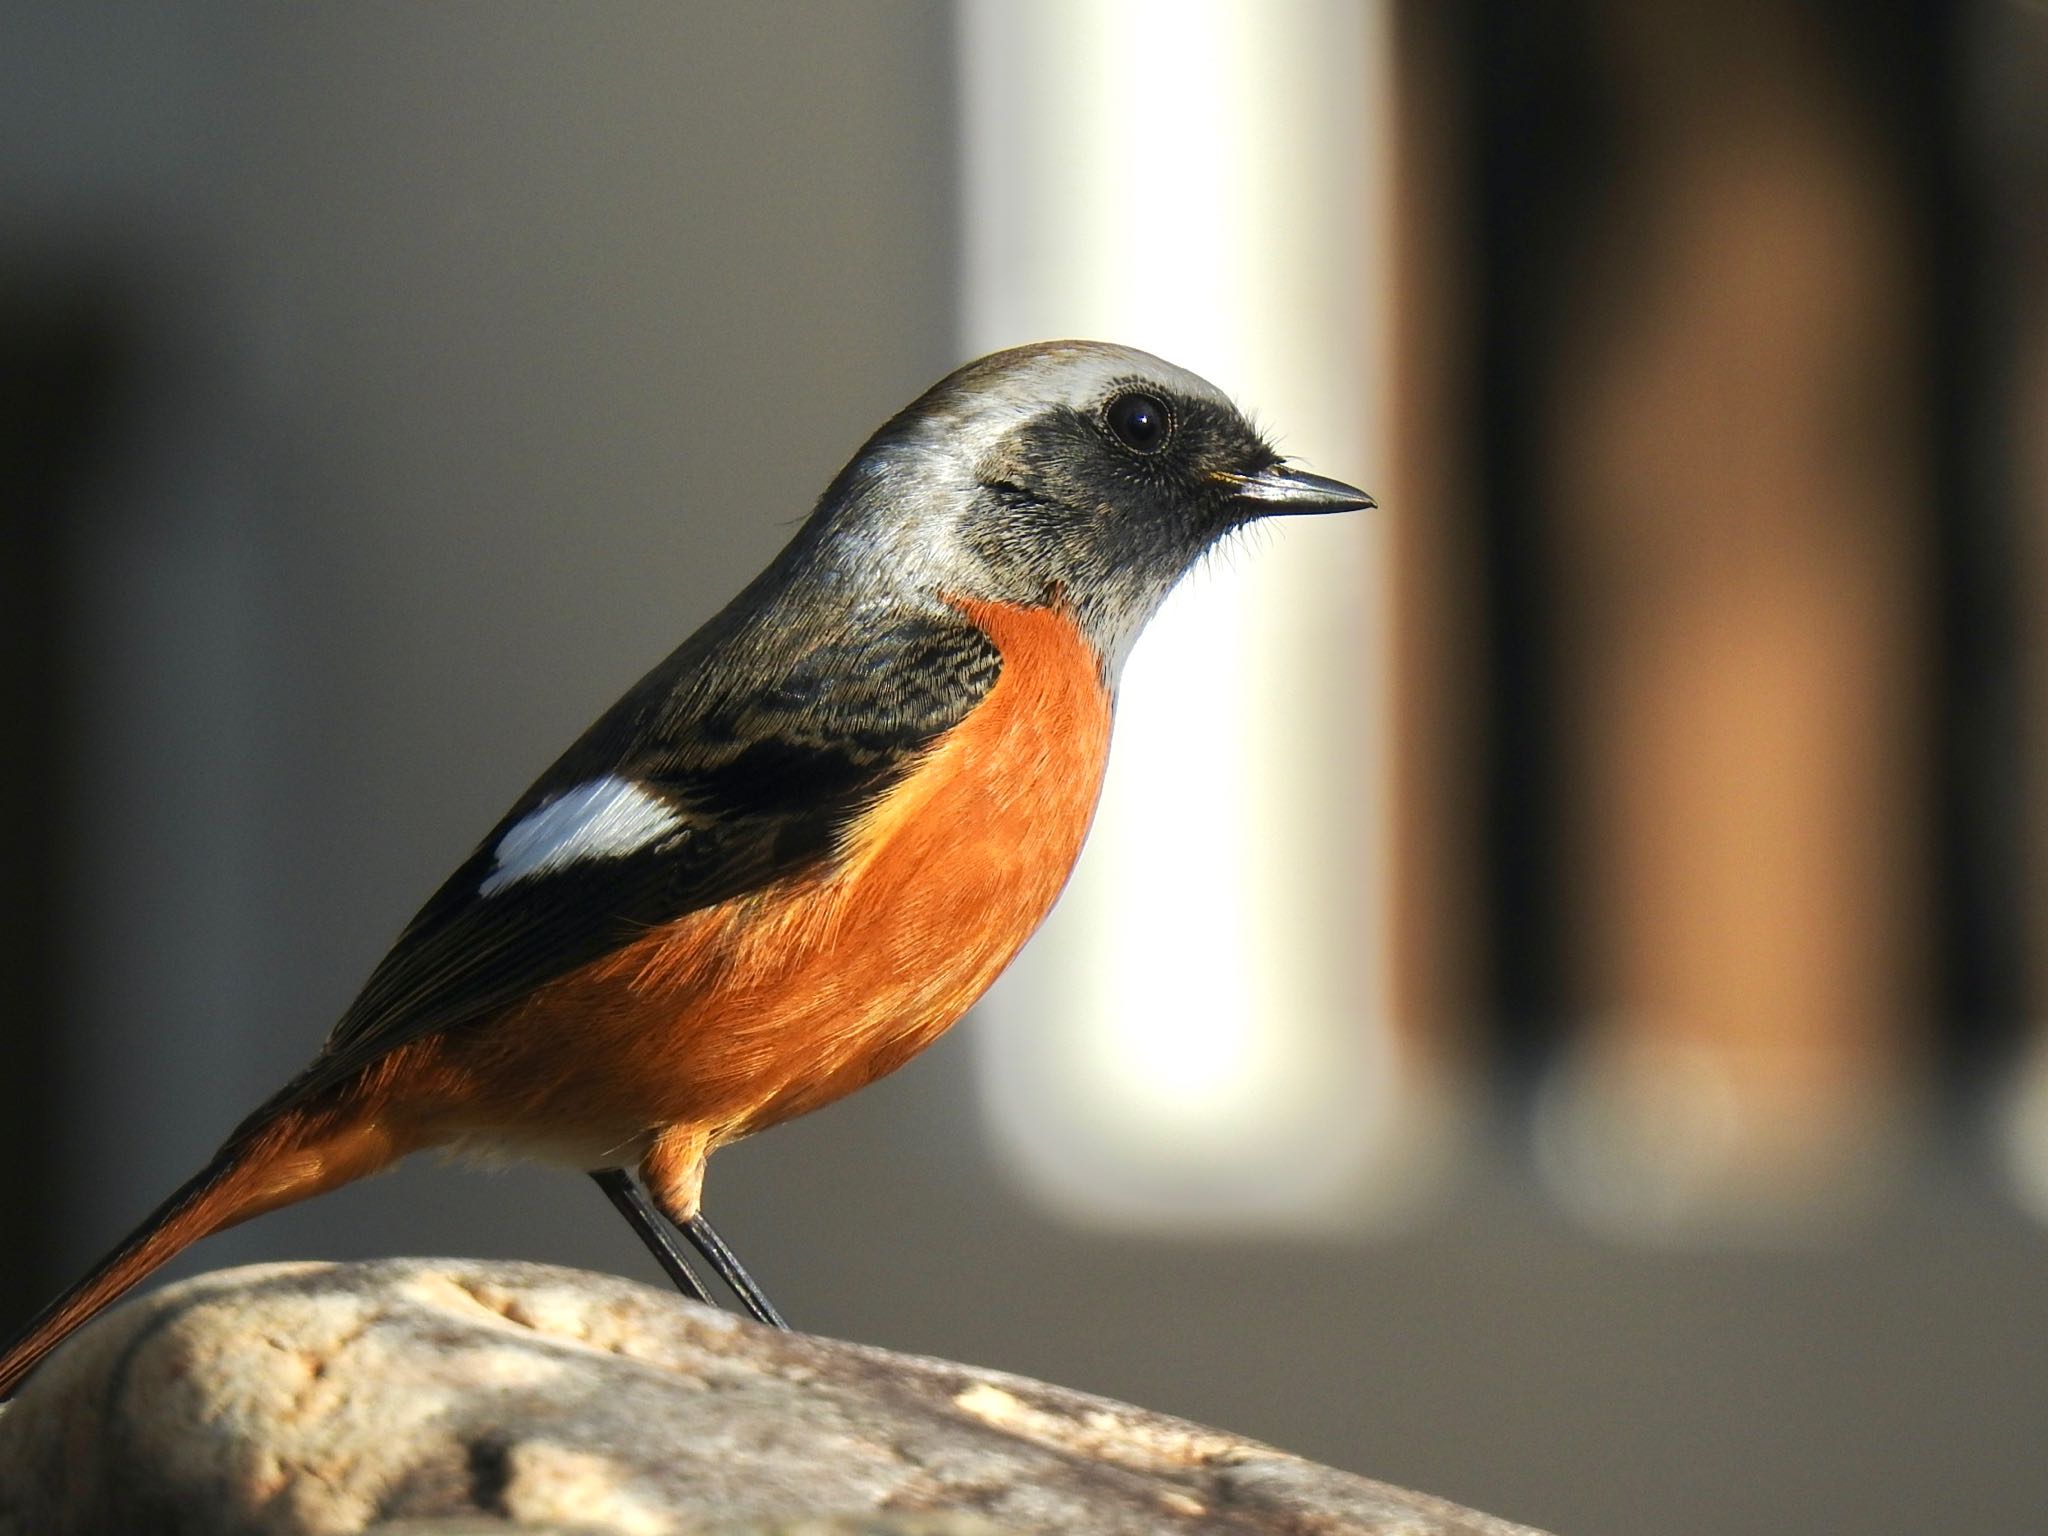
(0, 340, 1372, 1398)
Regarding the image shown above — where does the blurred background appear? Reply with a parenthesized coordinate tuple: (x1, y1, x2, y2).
(2, 3, 2044, 1532)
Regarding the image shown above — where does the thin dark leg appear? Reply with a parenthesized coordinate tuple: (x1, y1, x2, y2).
(683, 1212, 789, 1330)
(589, 1169, 713, 1307)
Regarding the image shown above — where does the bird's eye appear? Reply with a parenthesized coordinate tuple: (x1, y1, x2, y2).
(1104, 391, 1171, 455)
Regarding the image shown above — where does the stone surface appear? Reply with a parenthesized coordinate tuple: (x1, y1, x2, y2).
(0, 1259, 1550, 1535)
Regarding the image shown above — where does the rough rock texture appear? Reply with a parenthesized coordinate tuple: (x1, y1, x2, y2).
(0, 1260, 1549, 1536)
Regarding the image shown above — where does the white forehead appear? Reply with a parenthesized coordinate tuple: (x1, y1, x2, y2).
(910, 340, 1236, 458)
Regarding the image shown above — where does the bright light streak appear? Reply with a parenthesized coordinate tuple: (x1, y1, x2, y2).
(961, 0, 1410, 1227)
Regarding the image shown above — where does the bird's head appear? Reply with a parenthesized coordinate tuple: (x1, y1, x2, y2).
(817, 340, 1375, 673)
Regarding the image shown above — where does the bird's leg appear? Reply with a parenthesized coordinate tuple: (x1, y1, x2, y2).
(642, 1125, 790, 1330)
(681, 1212, 789, 1330)
(589, 1167, 713, 1307)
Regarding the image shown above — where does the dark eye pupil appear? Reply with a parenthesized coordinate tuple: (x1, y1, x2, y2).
(1106, 391, 1169, 453)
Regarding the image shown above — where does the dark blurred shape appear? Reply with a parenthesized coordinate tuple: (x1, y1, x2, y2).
(0, 266, 137, 1323)
(1978, 0, 2048, 1216)
(1460, 0, 1606, 1073)
(1923, 0, 2039, 1088)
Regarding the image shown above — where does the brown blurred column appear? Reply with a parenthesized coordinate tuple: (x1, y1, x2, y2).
(1386, 7, 1484, 1109)
(1536, 2, 1924, 1231)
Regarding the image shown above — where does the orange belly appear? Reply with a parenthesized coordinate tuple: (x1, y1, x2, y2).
(403, 597, 1113, 1161)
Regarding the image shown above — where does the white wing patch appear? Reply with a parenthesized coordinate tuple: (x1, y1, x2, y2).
(480, 774, 685, 896)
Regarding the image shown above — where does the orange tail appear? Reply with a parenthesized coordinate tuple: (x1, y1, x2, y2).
(0, 1102, 403, 1400)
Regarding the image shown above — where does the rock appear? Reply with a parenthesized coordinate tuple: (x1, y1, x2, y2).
(0, 1259, 1550, 1535)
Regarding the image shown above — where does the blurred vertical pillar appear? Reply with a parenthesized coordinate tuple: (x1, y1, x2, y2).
(1385, 8, 1485, 1114)
(1532, 1, 1924, 1232)
(0, 273, 129, 1317)
(962, 0, 1457, 1230)
(2015, 217, 2048, 1216)
(1984, 1, 2048, 1218)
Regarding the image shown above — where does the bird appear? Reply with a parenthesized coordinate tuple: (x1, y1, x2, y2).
(0, 339, 1373, 1399)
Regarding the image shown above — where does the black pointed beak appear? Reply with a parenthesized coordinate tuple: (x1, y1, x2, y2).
(1217, 464, 1377, 516)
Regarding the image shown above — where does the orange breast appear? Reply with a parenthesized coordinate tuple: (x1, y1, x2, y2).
(411, 598, 1113, 1158)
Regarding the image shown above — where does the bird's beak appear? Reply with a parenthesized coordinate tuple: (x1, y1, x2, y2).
(1216, 464, 1377, 516)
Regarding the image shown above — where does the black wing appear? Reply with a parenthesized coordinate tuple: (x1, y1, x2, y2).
(264, 602, 1001, 1113)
